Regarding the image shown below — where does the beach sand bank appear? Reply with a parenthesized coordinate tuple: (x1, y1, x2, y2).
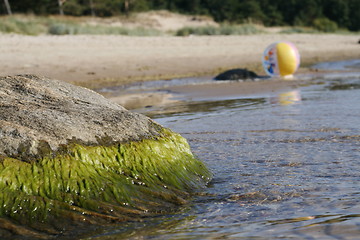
(0, 34, 359, 90)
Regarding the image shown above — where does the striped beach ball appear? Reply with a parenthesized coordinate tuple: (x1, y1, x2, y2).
(262, 41, 300, 78)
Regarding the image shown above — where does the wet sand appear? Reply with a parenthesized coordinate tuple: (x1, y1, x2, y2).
(0, 34, 359, 90)
(100, 71, 334, 110)
(166, 78, 301, 100)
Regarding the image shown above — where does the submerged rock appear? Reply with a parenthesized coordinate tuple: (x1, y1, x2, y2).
(0, 75, 211, 238)
(214, 68, 259, 81)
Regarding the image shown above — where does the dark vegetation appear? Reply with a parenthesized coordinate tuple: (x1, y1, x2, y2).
(1, 0, 359, 32)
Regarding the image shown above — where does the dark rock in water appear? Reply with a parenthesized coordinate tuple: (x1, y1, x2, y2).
(0, 75, 211, 238)
(214, 68, 259, 81)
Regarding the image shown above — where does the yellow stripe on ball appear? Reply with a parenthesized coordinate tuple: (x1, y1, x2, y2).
(276, 42, 298, 77)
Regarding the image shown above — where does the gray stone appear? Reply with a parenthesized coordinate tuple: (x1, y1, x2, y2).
(0, 75, 161, 161)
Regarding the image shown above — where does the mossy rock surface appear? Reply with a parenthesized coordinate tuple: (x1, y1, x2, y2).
(0, 75, 211, 239)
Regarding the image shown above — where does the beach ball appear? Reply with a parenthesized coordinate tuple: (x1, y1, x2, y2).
(262, 41, 300, 77)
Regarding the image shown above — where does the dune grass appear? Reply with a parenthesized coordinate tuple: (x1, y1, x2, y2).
(279, 27, 319, 34)
(0, 15, 356, 36)
(48, 22, 162, 36)
(0, 15, 162, 36)
(0, 15, 48, 35)
(176, 24, 263, 36)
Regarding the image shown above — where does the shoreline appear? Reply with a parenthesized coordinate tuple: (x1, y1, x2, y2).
(100, 67, 360, 111)
(0, 34, 359, 90)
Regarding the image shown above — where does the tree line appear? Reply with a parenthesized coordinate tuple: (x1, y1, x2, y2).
(2, 0, 360, 31)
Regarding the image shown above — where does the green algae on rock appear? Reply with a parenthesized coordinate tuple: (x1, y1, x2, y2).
(0, 75, 211, 238)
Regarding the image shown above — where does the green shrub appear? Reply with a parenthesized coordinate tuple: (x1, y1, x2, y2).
(176, 27, 192, 36)
(313, 18, 338, 32)
(176, 25, 216, 36)
(48, 23, 76, 35)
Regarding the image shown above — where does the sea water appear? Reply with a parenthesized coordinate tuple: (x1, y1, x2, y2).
(91, 60, 360, 239)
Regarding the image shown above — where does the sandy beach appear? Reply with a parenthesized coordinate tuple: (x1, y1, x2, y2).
(0, 34, 359, 90)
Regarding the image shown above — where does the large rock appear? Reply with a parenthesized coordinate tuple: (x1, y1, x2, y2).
(0, 75, 161, 160)
(214, 68, 259, 81)
(0, 75, 211, 239)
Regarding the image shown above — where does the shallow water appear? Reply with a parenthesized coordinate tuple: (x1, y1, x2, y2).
(90, 61, 360, 239)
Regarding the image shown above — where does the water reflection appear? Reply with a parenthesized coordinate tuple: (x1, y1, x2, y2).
(270, 90, 301, 106)
(144, 89, 303, 119)
(144, 97, 266, 118)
